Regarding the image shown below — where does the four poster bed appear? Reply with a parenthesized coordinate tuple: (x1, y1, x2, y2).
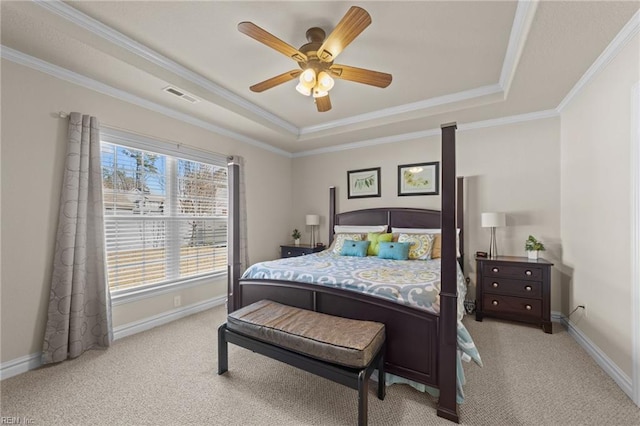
(226, 124, 478, 423)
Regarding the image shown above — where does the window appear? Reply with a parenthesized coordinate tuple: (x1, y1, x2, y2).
(100, 130, 227, 296)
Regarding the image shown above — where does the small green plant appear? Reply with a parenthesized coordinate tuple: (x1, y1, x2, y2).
(292, 229, 301, 240)
(525, 235, 545, 251)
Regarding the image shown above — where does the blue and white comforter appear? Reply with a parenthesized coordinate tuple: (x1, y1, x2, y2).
(242, 250, 482, 402)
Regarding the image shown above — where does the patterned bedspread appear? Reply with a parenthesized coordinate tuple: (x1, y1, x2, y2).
(242, 250, 481, 371)
(242, 250, 482, 402)
(242, 250, 467, 320)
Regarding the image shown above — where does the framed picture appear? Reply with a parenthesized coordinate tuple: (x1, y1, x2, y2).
(347, 167, 381, 199)
(397, 162, 440, 196)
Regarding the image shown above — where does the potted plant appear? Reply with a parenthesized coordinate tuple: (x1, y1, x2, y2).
(525, 235, 545, 260)
(292, 229, 301, 246)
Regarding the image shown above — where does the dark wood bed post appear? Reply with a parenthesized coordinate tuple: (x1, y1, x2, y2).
(227, 160, 241, 314)
(457, 176, 464, 271)
(438, 122, 459, 422)
(329, 187, 336, 245)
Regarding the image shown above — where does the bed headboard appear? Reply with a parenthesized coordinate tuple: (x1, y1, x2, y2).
(328, 177, 464, 261)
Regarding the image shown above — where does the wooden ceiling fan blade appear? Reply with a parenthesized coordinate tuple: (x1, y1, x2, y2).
(317, 6, 371, 62)
(250, 70, 302, 92)
(330, 64, 392, 88)
(238, 22, 308, 62)
(315, 94, 332, 112)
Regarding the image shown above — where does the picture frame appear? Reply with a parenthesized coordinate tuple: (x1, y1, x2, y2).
(347, 167, 381, 199)
(397, 162, 440, 196)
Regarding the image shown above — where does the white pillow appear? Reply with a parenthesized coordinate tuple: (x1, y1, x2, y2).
(334, 225, 387, 234)
(391, 227, 460, 236)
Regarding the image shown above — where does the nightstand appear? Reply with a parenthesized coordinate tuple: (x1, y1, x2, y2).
(475, 256, 553, 334)
(280, 244, 325, 258)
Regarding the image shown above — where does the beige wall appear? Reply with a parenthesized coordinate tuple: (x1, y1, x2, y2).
(0, 60, 293, 363)
(560, 33, 639, 377)
(292, 117, 562, 304)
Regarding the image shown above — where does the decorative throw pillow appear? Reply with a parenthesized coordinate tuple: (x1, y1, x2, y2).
(366, 232, 393, 256)
(431, 233, 442, 259)
(427, 230, 461, 259)
(398, 233, 436, 260)
(340, 240, 370, 257)
(377, 242, 411, 260)
(332, 233, 363, 254)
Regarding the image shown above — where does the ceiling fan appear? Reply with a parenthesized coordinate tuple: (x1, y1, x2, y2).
(238, 6, 392, 112)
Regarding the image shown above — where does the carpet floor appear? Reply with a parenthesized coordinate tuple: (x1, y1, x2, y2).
(2, 305, 639, 425)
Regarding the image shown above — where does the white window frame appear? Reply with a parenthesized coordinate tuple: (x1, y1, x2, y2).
(101, 127, 228, 306)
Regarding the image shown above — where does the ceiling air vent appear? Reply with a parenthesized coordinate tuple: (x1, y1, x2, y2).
(163, 86, 200, 104)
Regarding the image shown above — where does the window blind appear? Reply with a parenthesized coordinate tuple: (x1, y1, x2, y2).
(100, 131, 228, 293)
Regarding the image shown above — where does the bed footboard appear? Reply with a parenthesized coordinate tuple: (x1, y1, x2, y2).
(238, 278, 439, 386)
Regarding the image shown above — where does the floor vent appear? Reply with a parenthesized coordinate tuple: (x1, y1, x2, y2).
(163, 86, 200, 104)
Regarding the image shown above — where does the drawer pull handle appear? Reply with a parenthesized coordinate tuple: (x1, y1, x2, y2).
(492, 267, 499, 273)
(492, 282, 499, 288)
(525, 270, 532, 276)
(287, 251, 292, 255)
(492, 300, 499, 306)
(525, 285, 532, 291)
(525, 304, 532, 310)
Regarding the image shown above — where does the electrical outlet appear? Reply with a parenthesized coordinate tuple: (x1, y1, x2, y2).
(173, 295, 181, 308)
(582, 303, 587, 318)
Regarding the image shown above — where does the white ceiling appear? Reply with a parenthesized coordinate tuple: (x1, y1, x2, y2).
(1, 1, 638, 154)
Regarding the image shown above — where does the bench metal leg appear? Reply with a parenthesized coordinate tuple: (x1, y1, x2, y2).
(377, 348, 385, 401)
(218, 323, 228, 375)
(357, 370, 368, 426)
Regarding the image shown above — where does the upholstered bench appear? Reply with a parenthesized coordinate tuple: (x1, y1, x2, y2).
(218, 299, 386, 426)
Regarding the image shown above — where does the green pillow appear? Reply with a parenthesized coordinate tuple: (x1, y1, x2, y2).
(378, 242, 411, 260)
(340, 240, 370, 257)
(367, 232, 393, 256)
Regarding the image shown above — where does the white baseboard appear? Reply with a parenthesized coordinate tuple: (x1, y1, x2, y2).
(113, 295, 226, 340)
(0, 352, 42, 381)
(552, 311, 633, 399)
(0, 296, 226, 381)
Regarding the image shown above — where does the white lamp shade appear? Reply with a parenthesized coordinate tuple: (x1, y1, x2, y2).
(305, 214, 320, 226)
(481, 212, 506, 228)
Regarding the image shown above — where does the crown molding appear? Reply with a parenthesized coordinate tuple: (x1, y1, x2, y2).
(293, 109, 559, 157)
(299, 84, 503, 136)
(557, 8, 640, 112)
(499, 0, 539, 97)
(0, 46, 292, 158)
(33, 0, 534, 139)
(293, 128, 442, 157)
(458, 109, 559, 132)
(33, 0, 299, 136)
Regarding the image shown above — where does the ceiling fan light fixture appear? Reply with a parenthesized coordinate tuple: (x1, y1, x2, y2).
(312, 89, 329, 98)
(316, 71, 335, 92)
(296, 82, 312, 96)
(299, 68, 316, 89)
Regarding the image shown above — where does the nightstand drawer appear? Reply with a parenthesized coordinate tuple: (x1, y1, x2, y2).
(482, 277, 542, 298)
(484, 264, 542, 281)
(280, 244, 325, 258)
(482, 294, 542, 319)
(282, 247, 307, 258)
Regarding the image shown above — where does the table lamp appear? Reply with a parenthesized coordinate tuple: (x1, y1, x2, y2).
(306, 214, 320, 246)
(481, 212, 506, 258)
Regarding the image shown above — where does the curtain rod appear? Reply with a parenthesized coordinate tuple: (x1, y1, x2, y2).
(57, 111, 230, 159)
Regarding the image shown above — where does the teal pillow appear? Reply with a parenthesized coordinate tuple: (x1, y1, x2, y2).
(367, 232, 393, 256)
(340, 240, 370, 257)
(378, 242, 411, 260)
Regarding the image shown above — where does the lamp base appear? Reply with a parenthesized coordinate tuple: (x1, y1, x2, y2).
(488, 227, 498, 259)
(310, 226, 316, 247)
